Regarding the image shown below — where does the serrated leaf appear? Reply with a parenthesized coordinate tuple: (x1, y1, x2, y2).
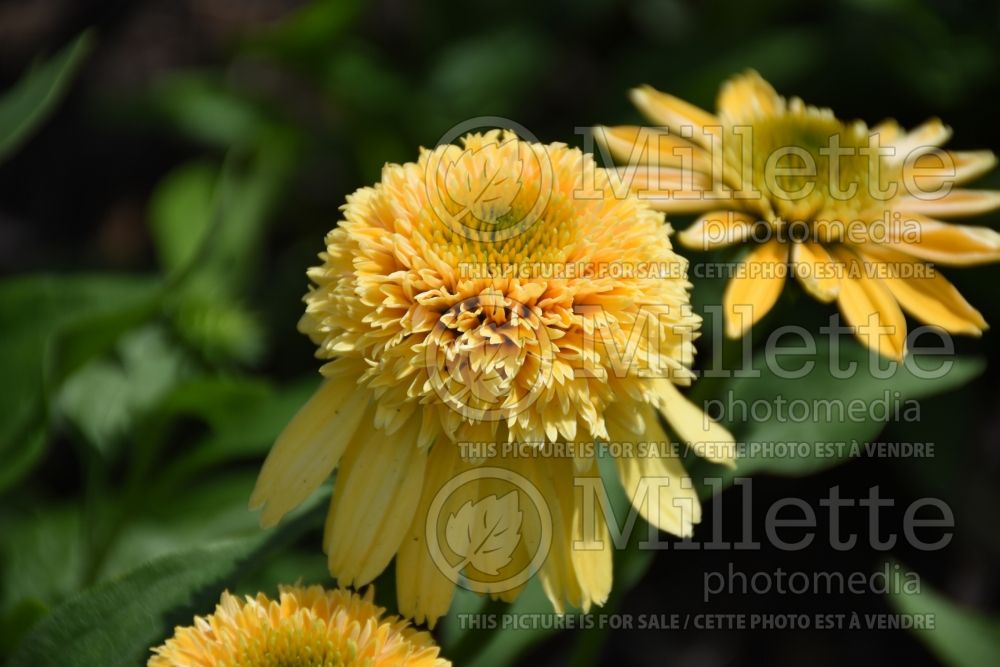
(7, 502, 322, 667)
(446, 491, 522, 576)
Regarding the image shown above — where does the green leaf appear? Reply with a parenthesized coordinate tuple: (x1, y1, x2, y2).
(0, 275, 160, 491)
(249, 0, 362, 62)
(888, 563, 1000, 667)
(149, 162, 216, 276)
(150, 376, 317, 487)
(97, 471, 266, 582)
(0, 31, 94, 163)
(151, 73, 267, 148)
(154, 141, 295, 364)
(7, 502, 322, 667)
(0, 505, 85, 613)
(56, 326, 191, 456)
(695, 339, 984, 484)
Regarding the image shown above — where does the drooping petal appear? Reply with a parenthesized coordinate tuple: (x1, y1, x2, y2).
(830, 246, 908, 360)
(569, 460, 613, 612)
(251, 372, 370, 528)
(325, 417, 428, 586)
(651, 379, 736, 467)
(397, 441, 461, 628)
(791, 241, 841, 302)
(530, 458, 584, 613)
(722, 239, 788, 338)
(609, 406, 701, 538)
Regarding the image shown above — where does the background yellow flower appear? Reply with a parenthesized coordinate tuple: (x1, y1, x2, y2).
(596, 71, 1000, 359)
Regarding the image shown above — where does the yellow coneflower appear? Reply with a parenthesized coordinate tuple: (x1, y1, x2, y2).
(250, 130, 734, 626)
(148, 585, 448, 667)
(595, 70, 1000, 359)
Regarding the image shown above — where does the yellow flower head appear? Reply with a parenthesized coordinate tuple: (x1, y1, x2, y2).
(250, 130, 733, 626)
(596, 70, 1000, 359)
(148, 585, 448, 667)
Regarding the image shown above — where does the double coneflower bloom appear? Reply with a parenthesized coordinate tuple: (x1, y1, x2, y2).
(595, 71, 1000, 359)
(149, 586, 448, 666)
(251, 131, 734, 626)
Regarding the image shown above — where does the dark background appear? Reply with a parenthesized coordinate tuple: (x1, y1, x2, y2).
(1, 1, 998, 665)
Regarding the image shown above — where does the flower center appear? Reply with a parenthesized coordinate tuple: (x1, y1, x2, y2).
(722, 113, 900, 238)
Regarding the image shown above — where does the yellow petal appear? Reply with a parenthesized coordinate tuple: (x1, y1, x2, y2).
(251, 376, 368, 528)
(895, 189, 1000, 218)
(629, 84, 719, 139)
(830, 246, 908, 360)
(530, 459, 583, 613)
(717, 70, 783, 122)
(887, 214, 1000, 266)
(613, 165, 716, 201)
(652, 379, 736, 467)
(856, 245, 987, 335)
(569, 462, 612, 612)
(678, 210, 757, 250)
(592, 125, 710, 171)
(325, 418, 428, 586)
(609, 406, 701, 538)
(791, 241, 841, 302)
(888, 119, 952, 163)
(723, 239, 788, 338)
(903, 150, 996, 187)
(396, 441, 460, 629)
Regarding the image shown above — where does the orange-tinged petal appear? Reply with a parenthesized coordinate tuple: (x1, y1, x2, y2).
(791, 241, 841, 302)
(830, 246, 908, 360)
(723, 239, 788, 338)
(856, 245, 987, 335)
(886, 214, 1000, 266)
(903, 150, 996, 187)
(678, 210, 757, 250)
